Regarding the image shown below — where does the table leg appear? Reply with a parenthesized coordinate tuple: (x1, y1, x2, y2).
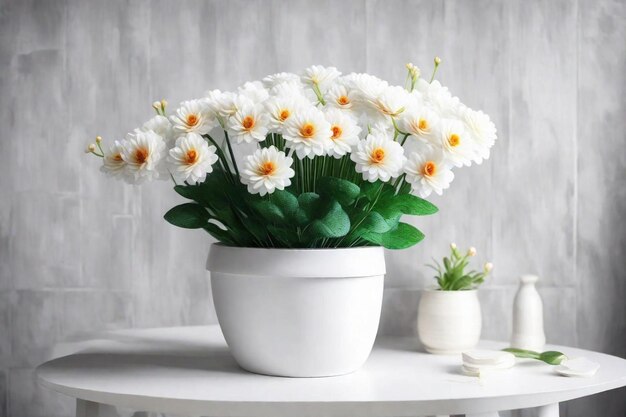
(76, 399, 100, 417)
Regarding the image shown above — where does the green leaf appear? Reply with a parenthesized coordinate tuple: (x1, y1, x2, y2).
(359, 211, 393, 234)
(362, 222, 425, 249)
(317, 177, 360, 206)
(297, 192, 322, 219)
(539, 351, 567, 365)
(164, 203, 210, 229)
(203, 222, 235, 245)
(502, 348, 540, 360)
(306, 200, 351, 239)
(251, 200, 287, 223)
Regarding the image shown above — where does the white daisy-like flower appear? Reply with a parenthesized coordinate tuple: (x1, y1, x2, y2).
(282, 106, 332, 159)
(399, 106, 441, 143)
(404, 149, 455, 198)
(205, 90, 250, 121)
(327, 83, 357, 111)
(100, 140, 127, 179)
(262, 72, 300, 88)
(416, 79, 461, 118)
(301, 65, 341, 93)
(168, 132, 219, 184)
(365, 85, 409, 121)
(270, 81, 319, 106)
(460, 107, 497, 164)
(142, 115, 174, 145)
(238, 81, 269, 105)
(265, 95, 302, 132)
(170, 99, 216, 135)
(324, 108, 362, 158)
(120, 130, 166, 183)
(343, 73, 389, 110)
(240, 146, 295, 196)
(351, 131, 406, 182)
(437, 119, 475, 167)
(227, 103, 270, 144)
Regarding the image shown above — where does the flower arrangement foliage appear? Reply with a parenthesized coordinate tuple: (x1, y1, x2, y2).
(428, 243, 493, 290)
(86, 60, 497, 249)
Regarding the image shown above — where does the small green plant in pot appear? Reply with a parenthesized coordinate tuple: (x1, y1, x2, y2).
(429, 243, 493, 291)
(418, 243, 493, 354)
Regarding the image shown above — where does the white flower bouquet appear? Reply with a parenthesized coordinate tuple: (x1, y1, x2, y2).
(86, 60, 497, 249)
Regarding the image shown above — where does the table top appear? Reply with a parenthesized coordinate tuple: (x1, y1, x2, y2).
(36, 325, 626, 417)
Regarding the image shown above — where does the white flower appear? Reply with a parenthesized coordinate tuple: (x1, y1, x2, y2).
(227, 104, 269, 144)
(282, 106, 332, 159)
(437, 119, 475, 167)
(416, 79, 461, 117)
(403, 149, 454, 198)
(168, 132, 219, 184)
(301, 65, 341, 93)
(460, 107, 497, 163)
(240, 146, 295, 196)
(262, 72, 300, 88)
(205, 90, 248, 120)
(268, 80, 319, 106)
(365, 85, 409, 121)
(100, 140, 127, 179)
(351, 131, 405, 182)
(170, 99, 216, 135)
(324, 108, 362, 158)
(142, 115, 174, 145)
(343, 73, 388, 104)
(326, 82, 358, 114)
(238, 81, 269, 105)
(120, 130, 166, 183)
(265, 95, 302, 132)
(398, 106, 441, 144)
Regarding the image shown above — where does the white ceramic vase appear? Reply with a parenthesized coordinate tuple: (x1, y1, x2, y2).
(510, 274, 546, 351)
(417, 289, 482, 354)
(207, 244, 386, 377)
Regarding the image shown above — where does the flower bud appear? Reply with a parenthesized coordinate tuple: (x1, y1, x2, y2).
(86, 143, 96, 153)
(434, 56, 442, 65)
(468, 247, 477, 257)
(95, 135, 102, 143)
(484, 262, 493, 272)
(160, 99, 168, 111)
(152, 101, 161, 111)
(450, 242, 457, 250)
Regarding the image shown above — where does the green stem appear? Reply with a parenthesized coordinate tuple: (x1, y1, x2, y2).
(223, 130, 240, 178)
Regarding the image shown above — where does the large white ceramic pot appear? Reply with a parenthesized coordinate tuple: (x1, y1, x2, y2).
(207, 244, 386, 377)
(417, 289, 481, 354)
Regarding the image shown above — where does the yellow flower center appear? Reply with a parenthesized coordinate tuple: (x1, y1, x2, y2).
(370, 148, 385, 164)
(242, 116, 255, 130)
(422, 161, 437, 177)
(300, 123, 315, 138)
(134, 147, 149, 164)
(331, 125, 342, 140)
(279, 109, 290, 121)
(186, 114, 199, 127)
(448, 133, 460, 147)
(113, 153, 123, 162)
(258, 161, 276, 176)
(186, 149, 198, 164)
(418, 118, 429, 131)
(337, 95, 350, 105)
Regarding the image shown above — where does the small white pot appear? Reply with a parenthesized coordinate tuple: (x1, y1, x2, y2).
(207, 244, 385, 377)
(417, 289, 482, 355)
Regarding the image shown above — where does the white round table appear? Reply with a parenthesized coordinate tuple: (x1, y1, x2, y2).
(36, 326, 626, 417)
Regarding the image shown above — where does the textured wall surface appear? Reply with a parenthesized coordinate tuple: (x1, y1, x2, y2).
(0, 0, 624, 416)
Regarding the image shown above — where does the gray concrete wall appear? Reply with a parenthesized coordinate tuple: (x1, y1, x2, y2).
(0, 0, 624, 416)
